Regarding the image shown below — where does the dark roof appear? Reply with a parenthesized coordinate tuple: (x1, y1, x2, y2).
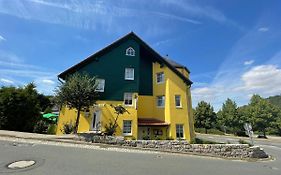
(58, 32, 192, 85)
(163, 57, 190, 73)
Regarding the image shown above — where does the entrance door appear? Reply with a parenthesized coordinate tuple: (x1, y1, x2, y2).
(137, 127, 151, 140)
(91, 110, 101, 132)
(138, 127, 145, 140)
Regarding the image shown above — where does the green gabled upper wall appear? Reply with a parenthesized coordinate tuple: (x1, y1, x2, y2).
(77, 39, 141, 100)
(58, 32, 192, 100)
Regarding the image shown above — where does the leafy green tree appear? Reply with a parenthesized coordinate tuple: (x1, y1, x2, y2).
(276, 114, 281, 135)
(194, 101, 217, 134)
(55, 73, 98, 134)
(0, 83, 41, 132)
(217, 98, 243, 134)
(267, 95, 281, 109)
(248, 95, 277, 138)
(37, 94, 53, 112)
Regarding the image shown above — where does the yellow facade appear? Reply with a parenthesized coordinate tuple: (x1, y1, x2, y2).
(56, 62, 194, 141)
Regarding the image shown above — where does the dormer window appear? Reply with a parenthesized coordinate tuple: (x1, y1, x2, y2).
(126, 47, 135, 56)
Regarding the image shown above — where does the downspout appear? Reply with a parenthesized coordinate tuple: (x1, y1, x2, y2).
(58, 77, 64, 84)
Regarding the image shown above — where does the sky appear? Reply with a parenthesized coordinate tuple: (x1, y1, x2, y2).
(0, 0, 281, 110)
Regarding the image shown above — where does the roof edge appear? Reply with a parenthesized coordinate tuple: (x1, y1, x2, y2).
(58, 32, 192, 85)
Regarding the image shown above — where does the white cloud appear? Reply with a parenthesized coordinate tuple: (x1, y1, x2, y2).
(258, 27, 269, 32)
(240, 65, 281, 95)
(0, 78, 14, 84)
(244, 60, 254, 65)
(35, 77, 57, 95)
(0, 35, 5, 42)
(191, 19, 281, 110)
(42, 79, 55, 85)
(0, 50, 57, 94)
(192, 87, 217, 102)
(192, 64, 281, 110)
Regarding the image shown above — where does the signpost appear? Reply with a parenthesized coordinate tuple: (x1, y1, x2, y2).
(244, 123, 254, 145)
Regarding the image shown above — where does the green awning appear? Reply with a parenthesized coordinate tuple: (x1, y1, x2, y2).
(42, 113, 58, 121)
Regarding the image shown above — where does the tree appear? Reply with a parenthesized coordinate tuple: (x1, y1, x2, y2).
(55, 73, 98, 134)
(37, 94, 53, 112)
(217, 98, 242, 134)
(0, 83, 41, 132)
(105, 104, 129, 135)
(267, 94, 281, 109)
(248, 95, 277, 138)
(194, 101, 217, 134)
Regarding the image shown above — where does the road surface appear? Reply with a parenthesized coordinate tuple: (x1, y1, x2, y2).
(0, 137, 280, 175)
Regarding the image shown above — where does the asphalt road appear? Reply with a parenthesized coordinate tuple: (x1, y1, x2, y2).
(0, 138, 280, 175)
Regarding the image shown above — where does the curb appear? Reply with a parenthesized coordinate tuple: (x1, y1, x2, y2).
(0, 134, 272, 162)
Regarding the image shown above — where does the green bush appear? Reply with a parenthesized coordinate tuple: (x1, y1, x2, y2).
(33, 120, 49, 134)
(195, 128, 225, 135)
(238, 139, 253, 146)
(235, 130, 248, 137)
(61, 122, 74, 134)
(47, 124, 57, 135)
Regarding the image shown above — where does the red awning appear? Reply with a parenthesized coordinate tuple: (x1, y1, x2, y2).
(138, 118, 170, 126)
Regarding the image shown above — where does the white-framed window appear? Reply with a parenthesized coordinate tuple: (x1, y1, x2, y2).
(126, 47, 135, 56)
(156, 72, 164, 84)
(157, 95, 165, 107)
(176, 124, 184, 139)
(124, 93, 133, 106)
(95, 79, 105, 92)
(125, 68, 134, 80)
(123, 120, 132, 135)
(175, 95, 181, 108)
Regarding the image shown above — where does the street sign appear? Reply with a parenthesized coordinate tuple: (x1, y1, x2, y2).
(244, 123, 254, 145)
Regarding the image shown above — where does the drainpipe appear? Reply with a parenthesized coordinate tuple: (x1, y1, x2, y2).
(57, 77, 64, 84)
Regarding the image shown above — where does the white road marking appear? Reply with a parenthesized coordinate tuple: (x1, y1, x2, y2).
(259, 145, 281, 150)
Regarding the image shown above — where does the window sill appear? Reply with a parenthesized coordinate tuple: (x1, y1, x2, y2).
(157, 106, 165, 108)
(176, 106, 183, 109)
(124, 104, 134, 108)
(125, 79, 134, 81)
(156, 82, 165, 84)
(176, 138, 185, 140)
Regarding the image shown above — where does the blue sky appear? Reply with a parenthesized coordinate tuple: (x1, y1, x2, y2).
(0, 0, 281, 110)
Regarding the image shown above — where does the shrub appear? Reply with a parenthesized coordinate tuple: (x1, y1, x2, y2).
(257, 135, 268, 139)
(33, 120, 49, 134)
(61, 122, 74, 134)
(235, 130, 248, 137)
(47, 124, 57, 135)
(195, 128, 225, 135)
(142, 135, 150, 140)
(104, 121, 117, 136)
(238, 139, 253, 146)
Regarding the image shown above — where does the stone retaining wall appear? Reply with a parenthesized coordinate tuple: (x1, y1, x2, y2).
(79, 135, 268, 159)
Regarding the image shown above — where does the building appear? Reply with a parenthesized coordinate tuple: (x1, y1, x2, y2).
(56, 32, 195, 141)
